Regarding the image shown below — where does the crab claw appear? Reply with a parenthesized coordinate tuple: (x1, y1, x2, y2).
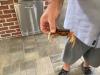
(67, 32, 76, 48)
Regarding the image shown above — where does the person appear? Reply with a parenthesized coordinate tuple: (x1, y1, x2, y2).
(40, 0, 100, 75)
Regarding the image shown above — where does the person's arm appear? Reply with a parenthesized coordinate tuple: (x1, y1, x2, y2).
(47, 0, 64, 11)
(40, 0, 64, 34)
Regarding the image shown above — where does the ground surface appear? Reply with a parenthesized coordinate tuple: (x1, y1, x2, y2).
(0, 34, 100, 75)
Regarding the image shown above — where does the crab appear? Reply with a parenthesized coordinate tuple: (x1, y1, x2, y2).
(48, 28, 76, 48)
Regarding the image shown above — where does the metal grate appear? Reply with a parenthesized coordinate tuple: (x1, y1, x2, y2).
(14, 1, 43, 36)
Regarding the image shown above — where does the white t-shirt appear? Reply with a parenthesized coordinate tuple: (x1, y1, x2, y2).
(64, 0, 100, 47)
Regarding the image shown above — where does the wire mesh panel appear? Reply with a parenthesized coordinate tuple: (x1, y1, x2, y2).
(14, 0, 43, 36)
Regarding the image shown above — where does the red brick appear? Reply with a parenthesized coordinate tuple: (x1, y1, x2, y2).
(0, 27, 8, 31)
(3, 9, 15, 14)
(0, 31, 5, 34)
(10, 5, 14, 9)
(12, 32, 21, 35)
(3, 22, 14, 26)
(14, 0, 18, 3)
(0, 19, 5, 23)
(1, 33, 11, 37)
(1, 0, 13, 5)
(6, 18, 17, 22)
(12, 14, 16, 17)
(6, 30, 16, 33)
(12, 34, 22, 37)
(16, 28, 20, 32)
(0, 11, 3, 14)
(0, 14, 12, 18)
(9, 25, 19, 29)
(0, 5, 8, 10)
(0, 24, 3, 27)
(14, 21, 19, 25)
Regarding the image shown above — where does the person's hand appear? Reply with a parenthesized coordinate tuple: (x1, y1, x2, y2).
(40, 3, 60, 34)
